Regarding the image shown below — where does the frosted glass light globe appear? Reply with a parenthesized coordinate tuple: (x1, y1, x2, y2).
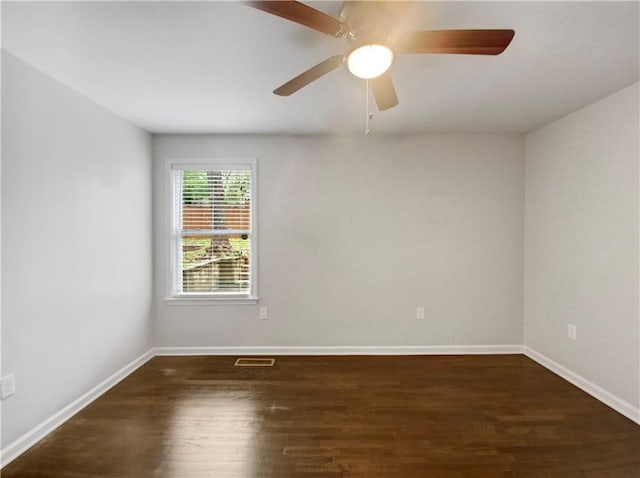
(347, 44, 394, 79)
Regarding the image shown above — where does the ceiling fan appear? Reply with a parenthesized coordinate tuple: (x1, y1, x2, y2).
(246, 1, 515, 111)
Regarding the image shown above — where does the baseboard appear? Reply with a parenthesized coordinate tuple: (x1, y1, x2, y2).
(523, 346, 640, 425)
(0, 349, 155, 468)
(8, 343, 635, 469)
(153, 345, 524, 356)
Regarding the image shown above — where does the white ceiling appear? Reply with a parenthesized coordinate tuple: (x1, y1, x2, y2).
(2, 1, 638, 134)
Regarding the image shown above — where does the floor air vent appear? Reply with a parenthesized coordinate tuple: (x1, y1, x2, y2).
(234, 358, 275, 367)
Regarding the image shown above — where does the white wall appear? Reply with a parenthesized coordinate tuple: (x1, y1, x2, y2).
(153, 134, 525, 348)
(524, 83, 639, 409)
(1, 52, 153, 447)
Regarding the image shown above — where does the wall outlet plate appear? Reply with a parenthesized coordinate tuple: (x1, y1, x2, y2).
(1, 373, 16, 400)
(568, 324, 577, 340)
(259, 307, 268, 320)
(417, 307, 425, 320)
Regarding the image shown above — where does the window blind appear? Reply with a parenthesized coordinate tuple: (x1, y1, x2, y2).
(172, 167, 253, 296)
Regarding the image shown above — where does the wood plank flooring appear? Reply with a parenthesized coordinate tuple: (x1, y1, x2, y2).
(3, 355, 639, 477)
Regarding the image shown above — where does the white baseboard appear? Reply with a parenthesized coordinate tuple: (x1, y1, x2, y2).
(523, 346, 640, 425)
(0, 349, 155, 468)
(5, 344, 635, 469)
(153, 345, 524, 356)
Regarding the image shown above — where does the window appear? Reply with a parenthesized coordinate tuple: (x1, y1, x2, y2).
(168, 159, 257, 303)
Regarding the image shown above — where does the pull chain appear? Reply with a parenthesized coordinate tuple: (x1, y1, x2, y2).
(365, 79, 372, 135)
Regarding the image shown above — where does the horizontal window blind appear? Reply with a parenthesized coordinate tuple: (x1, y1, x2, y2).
(172, 168, 253, 296)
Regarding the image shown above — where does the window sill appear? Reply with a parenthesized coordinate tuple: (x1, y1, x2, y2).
(164, 296, 259, 306)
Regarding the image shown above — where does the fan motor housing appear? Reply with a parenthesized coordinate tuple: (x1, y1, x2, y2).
(339, 1, 408, 45)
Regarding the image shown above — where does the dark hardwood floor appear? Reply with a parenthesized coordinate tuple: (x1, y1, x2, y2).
(3, 355, 639, 477)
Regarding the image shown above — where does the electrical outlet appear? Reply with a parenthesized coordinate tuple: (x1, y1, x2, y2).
(259, 307, 268, 320)
(1, 374, 16, 400)
(567, 324, 577, 341)
(416, 307, 425, 320)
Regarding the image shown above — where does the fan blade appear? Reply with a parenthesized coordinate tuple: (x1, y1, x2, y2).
(274, 55, 344, 96)
(399, 29, 515, 55)
(245, 1, 347, 37)
(371, 72, 398, 111)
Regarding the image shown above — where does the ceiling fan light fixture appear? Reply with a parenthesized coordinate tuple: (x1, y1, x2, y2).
(347, 44, 394, 79)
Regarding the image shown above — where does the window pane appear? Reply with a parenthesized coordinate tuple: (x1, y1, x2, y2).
(171, 162, 256, 300)
(181, 235, 250, 293)
(181, 171, 251, 231)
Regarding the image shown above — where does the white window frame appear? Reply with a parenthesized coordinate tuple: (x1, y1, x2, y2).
(165, 158, 258, 305)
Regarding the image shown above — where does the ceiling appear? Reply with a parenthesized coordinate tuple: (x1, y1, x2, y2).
(2, 1, 638, 135)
